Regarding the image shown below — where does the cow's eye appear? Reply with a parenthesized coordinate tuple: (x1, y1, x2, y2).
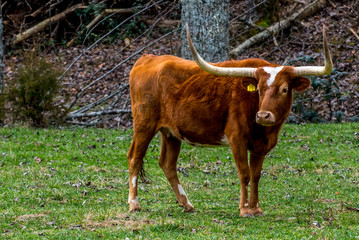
(282, 87, 288, 94)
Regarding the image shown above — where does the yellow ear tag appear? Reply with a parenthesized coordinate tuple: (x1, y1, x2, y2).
(247, 84, 256, 92)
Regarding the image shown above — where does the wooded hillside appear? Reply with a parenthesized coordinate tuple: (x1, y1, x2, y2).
(2, 0, 359, 127)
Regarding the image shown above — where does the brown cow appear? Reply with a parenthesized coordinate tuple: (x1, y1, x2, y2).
(127, 25, 333, 217)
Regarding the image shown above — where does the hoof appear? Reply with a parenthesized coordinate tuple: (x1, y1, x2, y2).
(239, 207, 253, 217)
(179, 201, 195, 213)
(129, 204, 141, 212)
(240, 207, 264, 217)
(253, 211, 265, 216)
(240, 212, 254, 218)
(251, 207, 264, 216)
(183, 205, 195, 213)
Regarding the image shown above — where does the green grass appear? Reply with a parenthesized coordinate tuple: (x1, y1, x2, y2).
(0, 124, 358, 239)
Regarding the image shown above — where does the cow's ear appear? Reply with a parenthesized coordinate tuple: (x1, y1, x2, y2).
(292, 77, 310, 92)
(241, 78, 258, 92)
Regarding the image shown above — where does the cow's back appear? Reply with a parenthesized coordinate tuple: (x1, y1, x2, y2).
(129, 55, 270, 99)
(129, 54, 202, 130)
(130, 55, 200, 99)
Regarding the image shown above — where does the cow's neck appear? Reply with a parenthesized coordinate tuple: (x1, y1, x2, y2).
(248, 121, 284, 155)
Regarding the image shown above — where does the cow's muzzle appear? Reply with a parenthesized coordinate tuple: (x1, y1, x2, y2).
(256, 111, 275, 126)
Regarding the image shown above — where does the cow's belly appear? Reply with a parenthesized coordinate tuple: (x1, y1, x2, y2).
(182, 134, 230, 147)
(161, 127, 229, 147)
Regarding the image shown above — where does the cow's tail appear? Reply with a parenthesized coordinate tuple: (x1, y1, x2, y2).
(138, 161, 148, 183)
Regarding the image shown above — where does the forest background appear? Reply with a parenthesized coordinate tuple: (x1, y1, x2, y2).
(1, 0, 359, 128)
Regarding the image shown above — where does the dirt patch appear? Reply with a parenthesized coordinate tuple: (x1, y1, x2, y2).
(16, 211, 51, 221)
(82, 212, 156, 230)
(314, 198, 338, 204)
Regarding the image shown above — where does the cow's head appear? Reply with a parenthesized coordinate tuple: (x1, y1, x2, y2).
(186, 25, 333, 127)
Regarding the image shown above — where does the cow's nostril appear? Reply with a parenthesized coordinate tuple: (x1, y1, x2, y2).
(256, 111, 275, 126)
(257, 112, 270, 119)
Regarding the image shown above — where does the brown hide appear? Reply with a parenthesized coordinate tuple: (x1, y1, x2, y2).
(127, 54, 310, 216)
(130, 55, 277, 146)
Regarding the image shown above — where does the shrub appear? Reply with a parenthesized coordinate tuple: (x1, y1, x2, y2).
(5, 53, 68, 127)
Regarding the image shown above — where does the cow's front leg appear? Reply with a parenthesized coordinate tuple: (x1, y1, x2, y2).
(248, 153, 265, 216)
(230, 141, 251, 217)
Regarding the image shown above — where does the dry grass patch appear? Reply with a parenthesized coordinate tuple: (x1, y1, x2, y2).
(82, 212, 156, 231)
(16, 211, 51, 221)
(85, 166, 108, 173)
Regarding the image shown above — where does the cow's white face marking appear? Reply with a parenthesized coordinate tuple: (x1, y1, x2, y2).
(263, 66, 284, 86)
(178, 184, 187, 196)
(132, 176, 137, 188)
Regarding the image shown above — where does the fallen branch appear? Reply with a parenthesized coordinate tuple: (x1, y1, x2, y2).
(86, 12, 106, 31)
(26, 0, 67, 18)
(347, 27, 359, 41)
(65, 109, 131, 119)
(230, 0, 327, 56)
(27, 6, 43, 18)
(143, 19, 180, 28)
(64, 120, 99, 126)
(1, 1, 7, 9)
(12, 3, 84, 45)
(69, 83, 129, 115)
(86, 8, 137, 31)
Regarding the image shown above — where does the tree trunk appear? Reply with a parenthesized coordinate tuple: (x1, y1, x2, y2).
(181, 0, 229, 62)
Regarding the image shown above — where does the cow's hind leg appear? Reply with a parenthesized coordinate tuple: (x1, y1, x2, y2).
(159, 131, 194, 212)
(127, 129, 156, 212)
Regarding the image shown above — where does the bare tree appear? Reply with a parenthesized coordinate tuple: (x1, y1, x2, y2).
(181, 0, 230, 62)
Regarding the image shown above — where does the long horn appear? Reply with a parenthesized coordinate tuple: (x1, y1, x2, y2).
(186, 24, 256, 78)
(294, 25, 333, 76)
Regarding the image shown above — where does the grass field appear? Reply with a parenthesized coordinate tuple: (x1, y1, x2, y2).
(0, 123, 358, 239)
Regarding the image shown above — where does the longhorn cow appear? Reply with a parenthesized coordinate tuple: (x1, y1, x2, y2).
(127, 25, 333, 217)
